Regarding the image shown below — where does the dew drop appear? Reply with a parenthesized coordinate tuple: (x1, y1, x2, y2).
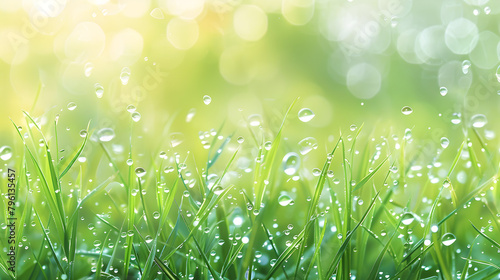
(153, 211, 160, 219)
(462, 60, 471, 74)
(84, 62, 94, 77)
(145, 235, 153, 243)
(0, 146, 13, 161)
(451, 113, 461, 124)
(283, 152, 300, 175)
(126, 105, 136, 113)
(401, 212, 415, 226)
(439, 87, 448, 96)
(126, 159, 133, 166)
(237, 136, 245, 144)
(150, 7, 164, 19)
(135, 167, 146, 177)
(278, 194, 293, 206)
(131, 112, 141, 122)
(496, 65, 500, 82)
(94, 83, 104, 98)
(203, 95, 211, 105)
(79, 130, 88, 138)
(120, 67, 131, 85)
(67, 102, 77, 111)
(298, 108, 315, 122)
(97, 128, 115, 142)
(298, 137, 318, 155)
(441, 233, 456, 246)
(401, 106, 413, 115)
(248, 114, 262, 127)
(186, 108, 196, 122)
(440, 137, 449, 149)
(471, 114, 487, 128)
(169, 132, 184, 147)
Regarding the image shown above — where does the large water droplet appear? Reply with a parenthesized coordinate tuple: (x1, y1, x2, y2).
(97, 128, 115, 142)
(0, 146, 13, 161)
(131, 112, 141, 122)
(401, 212, 415, 226)
(145, 235, 153, 243)
(283, 152, 300, 175)
(94, 83, 104, 98)
(135, 167, 146, 177)
(471, 114, 487, 128)
(120, 67, 131, 85)
(298, 108, 315, 122)
(440, 137, 449, 149)
(298, 137, 318, 155)
(203, 95, 211, 105)
(278, 194, 293, 206)
(67, 102, 77, 111)
(441, 233, 456, 246)
(401, 106, 413, 115)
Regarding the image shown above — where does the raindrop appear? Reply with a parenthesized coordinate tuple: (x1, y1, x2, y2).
(0, 146, 13, 161)
(97, 128, 115, 142)
(79, 130, 87, 138)
(237, 136, 245, 144)
(203, 95, 211, 105)
(471, 114, 487, 128)
(186, 108, 196, 122)
(135, 167, 146, 177)
(283, 152, 300, 175)
(441, 233, 456, 246)
(462, 60, 471, 74)
(298, 137, 318, 155)
(93, 240, 102, 247)
(440, 137, 449, 149)
(126, 105, 136, 113)
(120, 67, 131, 85)
(126, 159, 133, 166)
(145, 235, 153, 243)
(298, 108, 315, 122)
(169, 132, 184, 147)
(84, 62, 94, 77)
(278, 194, 293, 206)
(248, 114, 262, 127)
(451, 113, 461, 124)
(67, 102, 77, 111)
(150, 7, 164, 19)
(401, 106, 413, 115)
(153, 211, 160, 219)
(94, 83, 104, 98)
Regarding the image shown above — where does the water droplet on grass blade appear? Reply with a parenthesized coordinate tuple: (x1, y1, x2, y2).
(153, 211, 160, 219)
(145, 235, 153, 243)
(283, 152, 300, 175)
(278, 194, 293, 206)
(401, 106, 413, 115)
(471, 114, 487, 128)
(298, 108, 315, 122)
(120, 67, 131, 85)
(441, 233, 456, 246)
(0, 146, 13, 160)
(131, 112, 141, 122)
(126, 105, 136, 113)
(126, 159, 133, 166)
(440, 137, 449, 148)
(203, 95, 211, 105)
(94, 83, 104, 98)
(79, 130, 87, 138)
(462, 60, 471, 74)
(67, 102, 77, 111)
(439, 87, 448, 96)
(97, 128, 115, 142)
(248, 114, 262, 127)
(135, 167, 146, 177)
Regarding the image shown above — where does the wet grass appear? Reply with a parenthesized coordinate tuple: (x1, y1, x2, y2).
(1, 104, 500, 280)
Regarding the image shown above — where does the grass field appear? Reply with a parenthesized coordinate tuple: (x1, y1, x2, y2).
(2, 0, 500, 279)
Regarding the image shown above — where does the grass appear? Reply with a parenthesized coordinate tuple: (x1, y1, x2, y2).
(1, 103, 500, 280)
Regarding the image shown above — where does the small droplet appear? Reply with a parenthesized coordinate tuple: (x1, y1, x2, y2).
(441, 233, 456, 246)
(203, 95, 211, 105)
(401, 106, 413, 115)
(97, 128, 115, 142)
(67, 102, 77, 111)
(120, 67, 131, 85)
(278, 194, 293, 206)
(248, 114, 262, 127)
(298, 108, 315, 122)
(283, 152, 300, 175)
(94, 83, 104, 98)
(401, 212, 415, 226)
(169, 132, 184, 147)
(298, 137, 318, 155)
(79, 130, 88, 138)
(451, 113, 461, 124)
(462, 60, 471, 74)
(126, 159, 133, 166)
(439, 87, 448, 96)
(126, 105, 136, 113)
(150, 7, 164, 19)
(131, 112, 141, 122)
(496, 65, 500, 82)
(186, 108, 196, 122)
(440, 137, 449, 149)
(471, 114, 487, 128)
(153, 211, 160, 219)
(84, 62, 94, 77)
(135, 167, 146, 177)
(0, 146, 13, 161)
(237, 136, 244, 144)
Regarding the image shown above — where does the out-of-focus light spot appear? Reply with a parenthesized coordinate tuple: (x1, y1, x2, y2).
(444, 18, 478, 55)
(282, 0, 314, 26)
(65, 22, 105, 62)
(166, 18, 199, 50)
(469, 31, 500, 69)
(162, 0, 204, 20)
(109, 28, 144, 65)
(346, 63, 381, 99)
(233, 5, 267, 41)
(122, 0, 151, 18)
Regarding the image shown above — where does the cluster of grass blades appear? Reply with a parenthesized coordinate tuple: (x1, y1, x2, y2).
(1, 102, 499, 280)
